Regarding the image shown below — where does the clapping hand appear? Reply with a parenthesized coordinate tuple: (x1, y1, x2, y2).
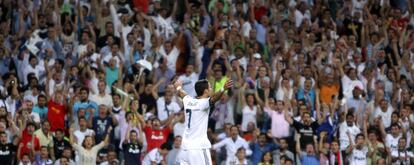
(224, 80, 234, 90)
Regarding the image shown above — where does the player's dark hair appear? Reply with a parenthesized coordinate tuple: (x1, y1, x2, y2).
(390, 123, 401, 129)
(195, 79, 209, 97)
(285, 158, 293, 164)
(80, 87, 89, 94)
(78, 117, 87, 122)
(56, 128, 64, 133)
(38, 94, 47, 100)
(160, 143, 172, 150)
(112, 93, 121, 98)
(346, 112, 354, 118)
(355, 133, 365, 139)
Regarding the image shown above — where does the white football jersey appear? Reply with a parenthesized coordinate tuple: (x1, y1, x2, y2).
(386, 134, 401, 153)
(181, 95, 211, 150)
(349, 146, 368, 165)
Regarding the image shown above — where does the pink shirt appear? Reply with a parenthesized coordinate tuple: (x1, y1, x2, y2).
(264, 107, 290, 138)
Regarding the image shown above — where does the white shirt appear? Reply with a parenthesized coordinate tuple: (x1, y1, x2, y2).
(173, 122, 185, 137)
(152, 15, 175, 40)
(86, 53, 101, 69)
(181, 95, 211, 150)
(90, 93, 113, 108)
(294, 9, 311, 28)
(2, 97, 16, 117)
(142, 148, 163, 165)
(177, 73, 199, 97)
(391, 149, 414, 165)
(299, 76, 315, 89)
(72, 142, 105, 165)
(241, 106, 257, 132)
(103, 53, 122, 68)
(156, 97, 181, 121)
(275, 87, 294, 101)
(48, 79, 65, 96)
(241, 22, 252, 37)
(341, 75, 364, 99)
(29, 112, 41, 124)
(228, 55, 247, 72)
(387, 133, 412, 154)
(225, 157, 250, 165)
(77, 44, 87, 57)
(352, 0, 367, 16)
(349, 146, 368, 165)
(23, 93, 38, 105)
(212, 136, 252, 162)
(373, 105, 394, 128)
(159, 46, 179, 74)
(74, 129, 95, 144)
(386, 134, 401, 153)
(338, 122, 361, 151)
(23, 64, 45, 85)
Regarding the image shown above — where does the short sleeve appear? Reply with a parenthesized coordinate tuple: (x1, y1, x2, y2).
(183, 95, 191, 103)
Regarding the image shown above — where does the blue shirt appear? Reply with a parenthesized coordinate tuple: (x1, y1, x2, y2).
(105, 67, 119, 87)
(0, 57, 11, 77)
(301, 154, 320, 165)
(33, 105, 48, 121)
(249, 142, 279, 165)
(73, 100, 98, 119)
(296, 88, 316, 113)
(254, 22, 267, 45)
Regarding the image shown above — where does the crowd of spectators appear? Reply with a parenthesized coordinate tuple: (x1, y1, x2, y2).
(1, 0, 414, 164)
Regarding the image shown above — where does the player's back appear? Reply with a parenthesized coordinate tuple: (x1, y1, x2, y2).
(181, 95, 211, 150)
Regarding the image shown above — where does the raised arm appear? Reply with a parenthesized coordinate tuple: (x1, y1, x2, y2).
(151, 78, 166, 100)
(295, 133, 302, 155)
(284, 107, 294, 125)
(254, 89, 265, 108)
(103, 126, 113, 146)
(210, 80, 233, 104)
(173, 80, 188, 99)
(137, 122, 144, 145)
(345, 131, 354, 154)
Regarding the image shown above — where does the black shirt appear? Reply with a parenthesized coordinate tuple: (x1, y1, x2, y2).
(292, 120, 319, 149)
(123, 142, 142, 165)
(53, 138, 71, 159)
(0, 143, 16, 165)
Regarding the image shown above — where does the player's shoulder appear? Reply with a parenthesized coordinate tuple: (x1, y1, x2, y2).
(183, 95, 194, 102)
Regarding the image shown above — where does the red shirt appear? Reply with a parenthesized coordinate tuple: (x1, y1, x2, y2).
(391, 18, 409, 31)
(19, 130, 40, 158)
(254, 6, 268, 21)
(47, 100, 66, 132)
(133, 0, 149, 13)
(143, 126, 170, 151)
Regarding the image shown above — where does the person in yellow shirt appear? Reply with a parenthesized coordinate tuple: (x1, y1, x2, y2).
(207, 50, 232, 92)
(34, 120, 54, 158)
